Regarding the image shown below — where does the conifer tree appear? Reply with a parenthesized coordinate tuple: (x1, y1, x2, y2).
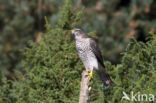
(102, 33, 156, 103)
(0, 0, 155, 103)
(0, 0, 83, 103)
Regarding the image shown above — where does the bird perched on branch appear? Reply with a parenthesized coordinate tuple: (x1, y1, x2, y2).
(71, 28, 112, 87)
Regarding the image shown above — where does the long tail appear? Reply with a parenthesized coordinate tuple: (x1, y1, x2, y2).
(97, 64, 112, 87)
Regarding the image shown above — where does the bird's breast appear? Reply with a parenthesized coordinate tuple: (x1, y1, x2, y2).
(76, 40, 90, 59)
(75, 40, 98, 70)
(76, 39, 89, 51)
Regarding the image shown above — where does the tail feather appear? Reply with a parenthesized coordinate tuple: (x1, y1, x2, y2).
(97, 65, 112, 87)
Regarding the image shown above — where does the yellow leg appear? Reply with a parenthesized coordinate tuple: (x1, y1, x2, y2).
(88, 70, 93, 80)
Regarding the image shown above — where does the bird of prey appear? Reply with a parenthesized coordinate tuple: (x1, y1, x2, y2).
(71, 28, 112, 87)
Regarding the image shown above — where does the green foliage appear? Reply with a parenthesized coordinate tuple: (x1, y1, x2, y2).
(57, 0, 83, 29)
(1, 11, 156, 103)
(102, 33, 156, 103)
(1, 0, 156, 81)
(0, 0, 34, 80)
(0, 0, 156, 103)
(0, 0, 83, 103)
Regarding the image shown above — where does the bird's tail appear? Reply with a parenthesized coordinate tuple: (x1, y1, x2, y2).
(97, 65, 112, 87)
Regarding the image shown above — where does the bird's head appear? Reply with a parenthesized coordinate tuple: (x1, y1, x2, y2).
(71, 28, 88, 40)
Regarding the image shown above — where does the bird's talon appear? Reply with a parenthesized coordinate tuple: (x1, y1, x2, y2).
(88, 71, 93, 80)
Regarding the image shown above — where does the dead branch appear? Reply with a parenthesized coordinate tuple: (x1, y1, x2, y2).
(79, 70, 91, 103)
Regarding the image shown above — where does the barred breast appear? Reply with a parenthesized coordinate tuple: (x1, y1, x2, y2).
(76, 38, 98, 71)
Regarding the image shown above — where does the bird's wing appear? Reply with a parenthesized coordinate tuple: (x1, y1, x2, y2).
(89, 38, 105, 67)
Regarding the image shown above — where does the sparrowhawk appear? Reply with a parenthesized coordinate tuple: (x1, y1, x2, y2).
(71, 28, 112, 87)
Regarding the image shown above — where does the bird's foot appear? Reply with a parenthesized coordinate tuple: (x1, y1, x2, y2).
(88, 71, 93, 80)
(84, 70, 93, 80)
